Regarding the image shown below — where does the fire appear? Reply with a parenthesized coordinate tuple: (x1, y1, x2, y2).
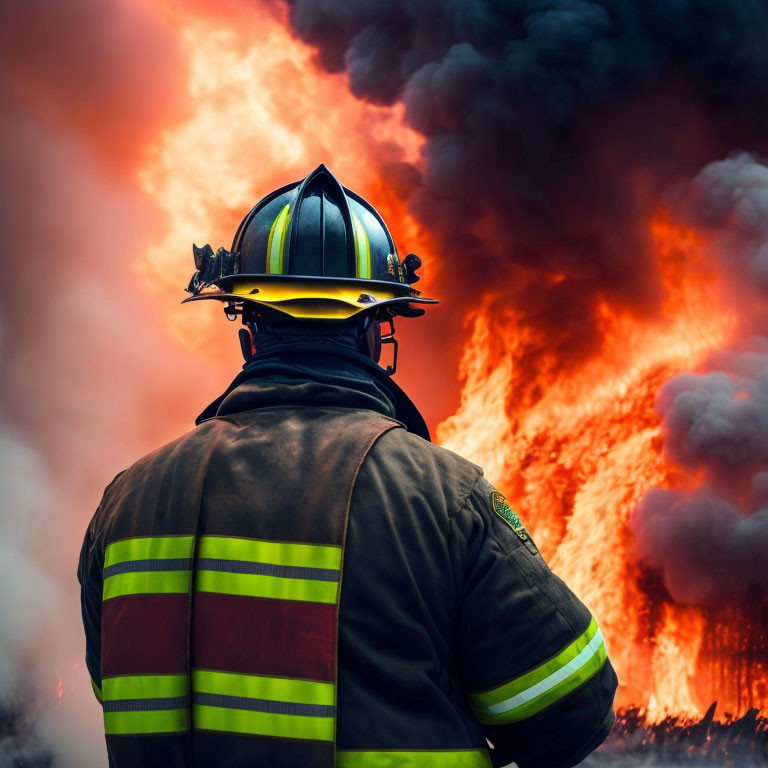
(138, 1, 426, 359)
(438, 212, 754, 718)
(133, 1, 765, 724)
(645, 604, 706, 721)
(57, 677, 64, 705)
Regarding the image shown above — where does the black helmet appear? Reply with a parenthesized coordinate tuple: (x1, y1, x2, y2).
(184, 164, 436, 320)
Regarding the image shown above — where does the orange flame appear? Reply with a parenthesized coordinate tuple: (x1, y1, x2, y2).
(57, 676, 64, 705)
(438, 212, 763, 718)
(136, 3, 764, 722)
(138, 2, 426, 360)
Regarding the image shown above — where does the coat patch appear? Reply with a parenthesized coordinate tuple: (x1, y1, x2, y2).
(491, 492, 537, 552)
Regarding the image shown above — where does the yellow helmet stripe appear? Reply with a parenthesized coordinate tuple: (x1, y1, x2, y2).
(351, 213, 371, 279)
(266, 203, 290, 274)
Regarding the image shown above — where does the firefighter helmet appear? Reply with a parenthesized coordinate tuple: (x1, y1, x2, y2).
(183, 164, 436, 320)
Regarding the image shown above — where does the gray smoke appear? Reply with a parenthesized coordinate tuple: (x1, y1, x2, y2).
(0, 317, 57, 766)
(632, 488, 768, 604)
(685, 152, 768, 293)
(632, 155, 768, 605)
(0, 417, 57, 693)
(0, 2, 229, 764)
(654, 363, 768, 473)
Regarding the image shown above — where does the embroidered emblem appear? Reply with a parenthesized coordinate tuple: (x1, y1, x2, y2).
(491, 491, 537, 552)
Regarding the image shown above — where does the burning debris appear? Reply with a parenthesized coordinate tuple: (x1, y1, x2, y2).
(581, 704, 768, 767)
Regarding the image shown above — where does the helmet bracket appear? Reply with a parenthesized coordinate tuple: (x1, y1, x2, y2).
(238, 327, 255, 363)
(380, 317, 398, 376)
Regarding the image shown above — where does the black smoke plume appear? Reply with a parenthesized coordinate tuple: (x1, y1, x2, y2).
(284, 0, 768, 603)
(285, 0, 768, 365)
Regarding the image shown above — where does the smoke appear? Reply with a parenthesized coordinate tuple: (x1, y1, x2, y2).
(655, 364, 768, 474)
(0, 1, 230, 764)
(685, 152, 768, 293)
(285, 0, 768, 366)
(632, 489, 768, 604)
(632, 155, 768, 605)
(0, 413, 58, 694)
(0, 337, 58, 765)
(631, 339, 768, 604)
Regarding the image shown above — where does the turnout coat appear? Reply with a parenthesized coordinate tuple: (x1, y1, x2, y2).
(79, 351, 617, 768)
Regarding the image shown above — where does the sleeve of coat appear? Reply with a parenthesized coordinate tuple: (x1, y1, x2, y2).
(78, 520, 104, 707)
(456, 477, 618, 768)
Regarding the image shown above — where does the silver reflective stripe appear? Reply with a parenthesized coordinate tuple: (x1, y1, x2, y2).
(103, 558, 193, 579)
(487, 626, 606, 715)
(103, 696, 189, 713)
(193, 692, 335, 718)
(196, 558, 339, 582)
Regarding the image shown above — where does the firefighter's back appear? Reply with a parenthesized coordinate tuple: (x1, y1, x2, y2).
(81, 161, 617, 768)
(81, 396, 491, 767)
(81, 378, 616, 768)
(338, 423, 491, 762)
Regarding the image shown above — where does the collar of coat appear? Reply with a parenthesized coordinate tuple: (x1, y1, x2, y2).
(195, 343, 431, 442)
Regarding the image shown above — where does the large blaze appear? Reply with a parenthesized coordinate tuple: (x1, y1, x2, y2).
(134, 2, 768, 727)
(137, 2, 427, 359)
(3, 1, 768, 762)
(438, 212, 767, 719)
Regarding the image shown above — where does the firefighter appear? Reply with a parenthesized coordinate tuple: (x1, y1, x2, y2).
(79, 164, 617, 768)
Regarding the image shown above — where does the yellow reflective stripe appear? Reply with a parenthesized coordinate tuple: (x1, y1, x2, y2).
(336, 750, 492, 767)
(495, 642, 607, 723)
(198, 536, 341, 570)
(266, 204, 290, 274)
(196, 569, 338, 603)
(351, 213, 371, 278)
(104, 536, 195, 567)
(102, 674, 188, 701)
(91, 678, 103, 704)
(102, 536, 342, 601)
(194, 703, 334, 740)
(469, 617, 607, 724)
(471, 617, 599, 708)
(103, 570, 191, 601)
(193, 670, 334, 706)
(104, 709, 187, 735)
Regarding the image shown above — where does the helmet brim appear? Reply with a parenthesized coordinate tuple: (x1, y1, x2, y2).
(182, 275, 437, 320)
